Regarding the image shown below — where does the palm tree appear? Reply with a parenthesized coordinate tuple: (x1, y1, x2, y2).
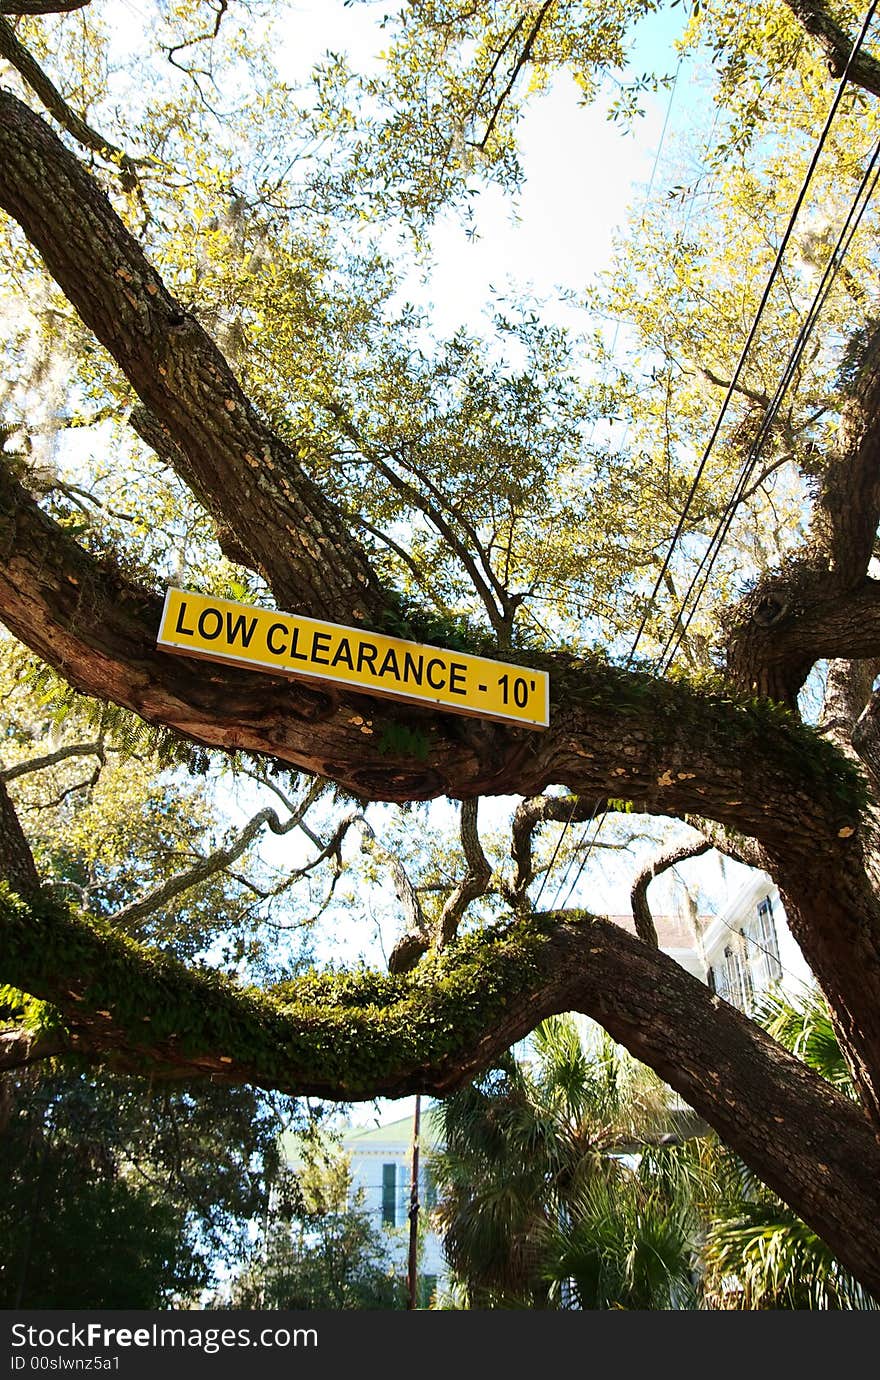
(698, 986, 876, 1310)
(432, 1015, 698, 1308)
(432, 995, 877, 1310)
(542, 1170, 700, 1310)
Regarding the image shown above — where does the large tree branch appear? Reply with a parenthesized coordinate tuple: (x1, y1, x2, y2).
(0, 2, 88, 12)
(0, 1027, 66, 1068)
(726, 321, 880, 701)
(0, 18, 139, 179)
(0, 89, 388, 625)
(630, 836, 711, 947)
(3, 885, 880, 1296)
(782, 0, 880, 98)
(811, 323, 880, 581)
(0, 451, 868, 867)
(0, 462, 861, 851)
(853, 691, 880, 795)
(728, 575, 880, 703)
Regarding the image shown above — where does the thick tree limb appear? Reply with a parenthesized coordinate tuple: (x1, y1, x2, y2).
(726, 321, 880, 702)
(854, 694, 880, 785)
(782, 0, 880, 98)
(0, 18, 139, 179)
(0, 2, 87, 12)
(0, 90, 388, 625)
(0, 1027, 66, 1067)
(811, 323, 880, 583)
(729, 576, 880, 704)
(0, 463, 860, 853)
(821, 656, 880, 756)
(630, 837, 711, 947)
(3, 885, 880, 1297)
(0, 779, 40, 899)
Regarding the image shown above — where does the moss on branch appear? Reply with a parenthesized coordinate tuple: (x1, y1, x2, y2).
(0, 883, 568, 1094)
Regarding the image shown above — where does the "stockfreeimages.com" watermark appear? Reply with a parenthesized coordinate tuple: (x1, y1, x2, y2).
(10, 1322, 317, 1363)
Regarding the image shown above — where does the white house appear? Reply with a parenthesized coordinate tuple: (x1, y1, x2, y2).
(609, 877, 812, 1013)
(694, 874, 813, 1013)
(341, 1106, 448, 1306)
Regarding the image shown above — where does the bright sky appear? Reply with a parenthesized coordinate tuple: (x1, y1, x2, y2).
(277, 0, 688, 326)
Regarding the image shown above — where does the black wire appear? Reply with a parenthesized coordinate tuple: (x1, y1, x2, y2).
(626, 0, 880, 669)
(657, 135, 880, 674)
(544, 0, 880, 912)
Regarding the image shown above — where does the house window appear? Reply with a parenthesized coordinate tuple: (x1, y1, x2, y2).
(754, 895, 783, 985)
(382, 1162, 396, 1226)
(737, 930, 755, 1011)
(723, 940, 753, 1013)
(713, 959, 733, 1003)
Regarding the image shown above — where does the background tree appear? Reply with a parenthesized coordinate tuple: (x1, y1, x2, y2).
(437, 1002, 875, 1309)
(433, 1015, 700, 1308)
(0, 1069, 205, 1308)
(223, 1130, 406, 1310)
(0, 638, 316, 1303)
(4, 0, 880, 1299)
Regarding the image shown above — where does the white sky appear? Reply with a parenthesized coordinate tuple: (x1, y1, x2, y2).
(276, 0, 686, 324)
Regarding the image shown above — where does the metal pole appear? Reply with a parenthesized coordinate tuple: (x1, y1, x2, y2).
(406, 1094, 421, 1309)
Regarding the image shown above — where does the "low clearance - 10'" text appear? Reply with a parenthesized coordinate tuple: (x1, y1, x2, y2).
(157, 587, 549, 728)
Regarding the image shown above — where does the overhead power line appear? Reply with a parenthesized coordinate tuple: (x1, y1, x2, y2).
(542, 0, 880, 912)
(657, 133, 880, 674)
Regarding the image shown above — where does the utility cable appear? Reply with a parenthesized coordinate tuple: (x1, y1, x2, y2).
(657, 134, 880, 673)
(542, 0, 880, 911)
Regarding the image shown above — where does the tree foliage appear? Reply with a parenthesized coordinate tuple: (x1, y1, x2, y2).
(4, 0, 880, 1302)
(433, 1015, 699, 1308)
(222, 1132, 406, 1310)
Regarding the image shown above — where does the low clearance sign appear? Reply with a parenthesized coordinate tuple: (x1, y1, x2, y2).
(157, 588, 550, 729)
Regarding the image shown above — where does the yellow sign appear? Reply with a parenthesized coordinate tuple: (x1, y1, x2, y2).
(157, 588, 549, 728)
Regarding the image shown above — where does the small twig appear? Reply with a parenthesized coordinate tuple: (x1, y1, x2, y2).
(474, 0, 554, 151)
